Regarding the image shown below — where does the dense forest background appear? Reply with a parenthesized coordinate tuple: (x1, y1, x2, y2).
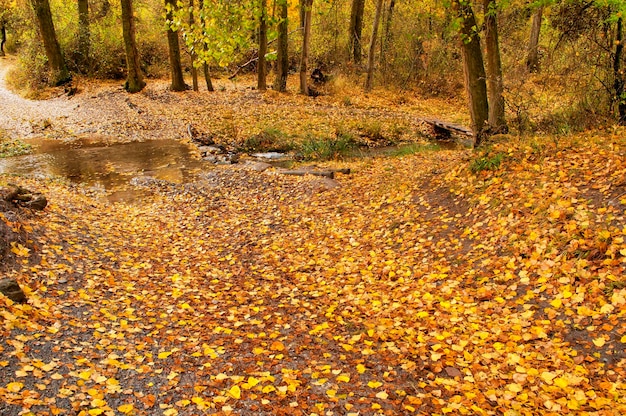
(1, 0, 626, 139)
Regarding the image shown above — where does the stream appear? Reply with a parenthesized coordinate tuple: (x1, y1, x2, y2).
(0, 138, 206, 202)
(0, 138, 461, 203)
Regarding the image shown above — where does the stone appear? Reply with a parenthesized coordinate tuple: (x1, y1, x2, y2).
(0, 278, 27, 303)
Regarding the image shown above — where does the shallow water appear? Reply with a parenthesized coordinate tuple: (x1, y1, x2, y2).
(0, 138, 205, 201)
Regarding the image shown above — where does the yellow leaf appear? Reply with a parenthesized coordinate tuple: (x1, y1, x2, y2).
(6, 382, 23, 392)
(550, 299, 562, 309)
(158, 351, 173, 359)
(356, 364, 366, 374)
(368, 380, 383, 388)
(541, 372, 556, 384)
(507, 383, 523, 393)
(117, 404, 134, 414)
(10, 242, 30, 257)
(163, 409, 178, 416)
(242, 377, 260, 389)
(376, 391, 389, 399)
(326, 389, 337, 398)
(227, 385, 241, 399)
(79, 370, 92, 380)
(620, 335, 626, 343)
(553, 377, 568, 389)
(336, 374, 350, 383)
(592, 337, 606, 347)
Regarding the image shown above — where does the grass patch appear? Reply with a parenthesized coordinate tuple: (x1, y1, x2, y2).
(470, 151, 505, 173)
(387, 143, 441, 157)
(240, 127, 294, 153)
(297, 134, 356, 161)
(0, 137, 32, 158)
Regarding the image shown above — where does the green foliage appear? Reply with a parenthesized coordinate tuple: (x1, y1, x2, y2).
(297, 134, 356, 161)
(387, 143, 441, 156)
(174, 0, 256, 69)
(240, 128, 294, 152)
(470, 150, 505, 173)
(0, 136, 31, 158)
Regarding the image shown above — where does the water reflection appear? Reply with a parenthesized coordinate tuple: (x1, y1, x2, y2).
(0, 138, 205, 201)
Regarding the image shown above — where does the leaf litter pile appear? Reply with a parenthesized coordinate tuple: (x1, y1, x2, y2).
(1, 133, 626, 415)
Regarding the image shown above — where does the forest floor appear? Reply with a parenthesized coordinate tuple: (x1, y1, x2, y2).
(1, 56, 626, 415)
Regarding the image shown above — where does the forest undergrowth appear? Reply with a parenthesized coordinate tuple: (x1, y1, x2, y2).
(1, 129, 625, 415)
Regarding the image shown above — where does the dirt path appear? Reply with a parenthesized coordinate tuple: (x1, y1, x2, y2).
(0, 58, 77, 138)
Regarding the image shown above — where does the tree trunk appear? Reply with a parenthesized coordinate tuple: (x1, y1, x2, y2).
(258, 0, 268, 91)
(348, 0, 365, 64)
(382, 0, 395, 55)
(78, 0, 90, 71)
(615, 17, 626, 124)
(299, 0, 313, 95)
(526, 6, 543, 73)
(453, 0, 489, 146)
(483, 0, 507, 133)
(273, 0, 289, 92)
(0, 23, 6, 56)
(165, 0, 186, 91)
(203, 63, 214, 91)
(364, 0, 384, 92)
(198, 0, 214, 92)
(189, 0, 198, 91)
(30, 0, 71, 86)
(120, 0, 145, 93)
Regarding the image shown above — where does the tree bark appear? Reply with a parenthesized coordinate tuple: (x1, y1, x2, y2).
(349, 0, 365, 64)
(165, 0, 186, 91)
(483, 0, 507, 133)
(453, 0, 489, 146)
(30, 0, 71, 86)
(198, 0, 214, 92)
(78, 0, 90, 71)
(364, 0, 384, 92)
(526, 6, 543, 73)
(299, 0, 313, 95)
(382, 0, 395, 55)
(189, 0, 198, 91)
(258, 0, 268, 91)
(273, 0, 289, 92)
(120, 0, 145, 93)
(0, 23, 6, 56)
(615, 17, 626, 124)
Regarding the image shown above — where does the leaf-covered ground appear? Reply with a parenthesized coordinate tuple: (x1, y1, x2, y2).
(1, 131, 625, 415)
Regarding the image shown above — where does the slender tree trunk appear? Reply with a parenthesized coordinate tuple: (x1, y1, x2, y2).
(299, 0, 313, 95)
(273, 0, 289, 92)
(30, 0, 71, 86)
(483, 0, 507, 133)
(348, 0, 365, 64)
(165, 0, 186, 91)
(526, 6, 543, 73)
(78, 0, 90, 71)
(453, 0, 489, 145)
(299, 0, 305, 29)
(0, 23, 6, 56)
(189, 0, 198, 91)
(258, 0, 268, 91)
(382, 0, 395, 54)
(203, 64, 214, 91)
(120, 0, 145, 93)
(615, 17, 626, 124)
(198, 0, 214, 92)
(364, 0, 384, 92)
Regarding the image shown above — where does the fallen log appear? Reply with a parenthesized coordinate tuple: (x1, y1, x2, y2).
(420, 118, 473, 137)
